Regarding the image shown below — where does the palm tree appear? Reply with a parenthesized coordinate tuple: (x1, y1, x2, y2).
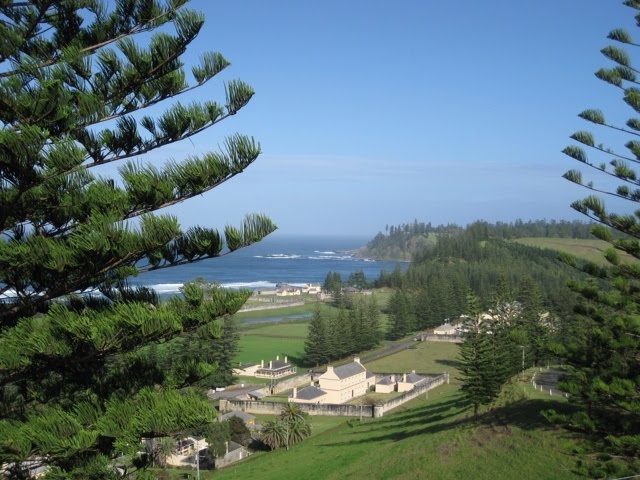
(261, 404, 312, 451)
(287, 417, 312, 446)
(260, 420, 286, 450)
(279, 403, 311, 450)
(279, 403, 306, 424)
(153, 437, 176, 467)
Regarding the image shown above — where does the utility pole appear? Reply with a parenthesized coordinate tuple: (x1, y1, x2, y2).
(519, 345, 525, 380)
(195, 443, 200, 480)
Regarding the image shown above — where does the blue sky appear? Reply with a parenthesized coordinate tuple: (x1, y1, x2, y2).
(145, 1, 635, 236)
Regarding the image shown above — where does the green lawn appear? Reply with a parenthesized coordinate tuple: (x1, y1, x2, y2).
(513, 237, 638, 266)
(236, 335, 305, 367)
(241, 321, 309, 338)
(364, 340, 461, 382)
(234, 301, 335, 321)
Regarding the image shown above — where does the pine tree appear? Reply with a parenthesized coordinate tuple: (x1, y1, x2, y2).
(559, 0, 640, 468)
(414, 287, 435, 330)
(458, 293, 505, 417)
(303, 305, 330, 366)
(364, 295, 382, 349)
(0, 2, 275, 476)
(348, 300, 366, 352)
(386, 288, 414, 340)
(519, 276, 551, 366)
(210, 312, 241, 387)
(333, 307, 353, 359)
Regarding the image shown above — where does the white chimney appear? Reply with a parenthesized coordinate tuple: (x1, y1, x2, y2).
(284, 356, 288, 363)
(412, 369, 416, 374)
(403, 373, 407, 382)
(293, 387, 297, 398)
(276, 355, 280, 361)
(261, 359, 264, 368)
(225, 441, 229, 455)
(354, 357, 360, 364)
(326, 365, 334, 374)
(269, 361, 273, 369)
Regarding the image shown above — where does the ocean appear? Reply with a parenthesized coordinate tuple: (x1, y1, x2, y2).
(130, 234, 406, 296)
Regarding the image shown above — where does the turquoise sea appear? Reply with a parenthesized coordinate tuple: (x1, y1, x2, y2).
(130, 233, 406, 295)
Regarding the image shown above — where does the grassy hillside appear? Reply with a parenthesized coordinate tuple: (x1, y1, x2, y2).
(211, 383, 580, 480)
(197, 341, 582, 480)
(512, 237, 637, 266)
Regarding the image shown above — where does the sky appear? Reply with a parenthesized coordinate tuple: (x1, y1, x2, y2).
(136, 1, 637, 236)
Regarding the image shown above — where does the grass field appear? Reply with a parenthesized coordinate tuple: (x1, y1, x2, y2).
(211, 383, 582, 480)
(234, 291, 395, 368)
(234, 302, 329, 321)
(364, 341, 461, 382)
(240, 321, 309, 338)
(513, 237, 638, 266)
(236, 335, 306, 366)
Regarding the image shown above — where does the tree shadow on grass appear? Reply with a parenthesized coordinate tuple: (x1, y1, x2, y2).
(435, 358, 461, 369)
(482, 398, 578, 431)
(372, 395, 469, 426)
(318, 397, 576, 447)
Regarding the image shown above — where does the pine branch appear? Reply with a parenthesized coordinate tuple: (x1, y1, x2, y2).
(0, 4, 184, 79)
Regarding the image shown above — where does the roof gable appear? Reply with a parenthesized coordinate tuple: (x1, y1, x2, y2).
(333, 361, 366, 379)
(295, 385, 327, 400)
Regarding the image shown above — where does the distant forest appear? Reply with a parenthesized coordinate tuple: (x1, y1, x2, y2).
(371, 222, 588, 331)
(362, 219, 598, 260)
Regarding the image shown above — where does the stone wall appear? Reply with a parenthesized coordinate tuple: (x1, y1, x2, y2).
(271, 373, 313, 394)
(380, 374, 447, 414)
(219, 398, 374, 417)
(214, 447, 251, 469)
(219, 373, 448, 418)
(423, 334, 463, 343)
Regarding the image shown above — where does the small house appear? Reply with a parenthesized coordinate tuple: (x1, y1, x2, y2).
(289, 385, 328, 404)
(375, 375, 396, 394)
(275, 284, 302, 296)
(254, 355, 296, 379)
(302, 283, 322, 294)
(397, 371, 427, 393)
(433, 323, 457, 336)
(219, 411, 256, 427)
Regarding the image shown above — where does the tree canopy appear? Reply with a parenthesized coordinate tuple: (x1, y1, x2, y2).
(0, 1, 275, 477)
(558, 1, 640, 475)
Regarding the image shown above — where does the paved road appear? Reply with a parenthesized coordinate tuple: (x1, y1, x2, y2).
(532, 368, 566, 396)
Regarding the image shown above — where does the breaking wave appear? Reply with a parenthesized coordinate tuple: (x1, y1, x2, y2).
(147, 283, 184, 294)
(253, 254, 302, 259)
(220, 281, 278, 290)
